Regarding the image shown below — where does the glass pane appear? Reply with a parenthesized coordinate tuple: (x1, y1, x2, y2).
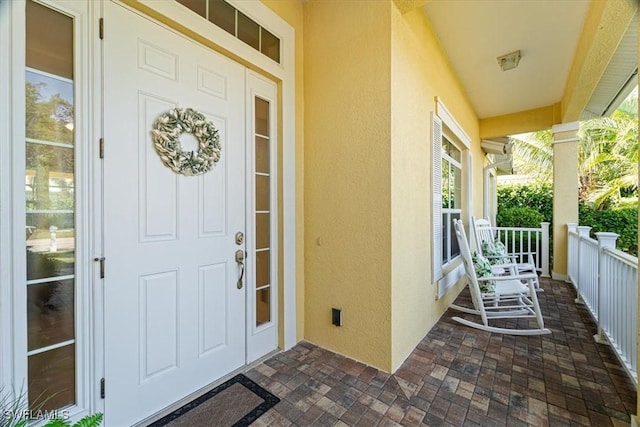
(441, 160, 450, 209)
(451, 212, 461, 259)
(177, 0, 206, 18)
(26, 213, 75, 281)
(450, 144, 461, 163)
(26, 71, 74, 144)
(255, 136, 269, 174)
(256, 250, 270, 287)
(26, 145, 75, 209)
(28, 279, 74, 350)
(28, 344, 75, 411)
(256, 213, 270, 250)
(237, 11, 259, 50)
(26, 1, 73, 80)
(255, 98, 269, 136)
(260, 28, 280, 63)
(449, 165, 456, 208)
(256, 288, 270, 326)
(208, 0, 235, 35)
(453, 166, 462, 209)
(256, 175, 270, 211)
(442, 213, 448, 262)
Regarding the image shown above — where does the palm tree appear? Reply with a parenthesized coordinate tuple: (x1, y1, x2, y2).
(578, 92, 638, 208)
(509, 88, 638, 209)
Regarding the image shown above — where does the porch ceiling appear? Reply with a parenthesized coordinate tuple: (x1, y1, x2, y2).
(423, 0, 637, 123)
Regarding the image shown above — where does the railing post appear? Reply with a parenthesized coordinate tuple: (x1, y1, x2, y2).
(541, 222, 550, 277)
(567, 223, 577, 284)
(575, 226, 592, 304)
(594, 232, 619, 344)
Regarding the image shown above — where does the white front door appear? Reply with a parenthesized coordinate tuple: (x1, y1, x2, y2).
(103, 3, 246, 425)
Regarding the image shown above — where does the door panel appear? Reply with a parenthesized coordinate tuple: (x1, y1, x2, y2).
(103, 3, 245, 425)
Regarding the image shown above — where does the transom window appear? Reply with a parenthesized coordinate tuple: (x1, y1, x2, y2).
(177, 0, 281, 63)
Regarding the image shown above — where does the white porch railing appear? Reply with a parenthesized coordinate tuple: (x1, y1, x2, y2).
(567, 223, 638, 385)
(493, 222, 550, 277)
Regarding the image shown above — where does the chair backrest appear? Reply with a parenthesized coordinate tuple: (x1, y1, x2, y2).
(472, 216, 496, 253)
(452, 219, 486, 321)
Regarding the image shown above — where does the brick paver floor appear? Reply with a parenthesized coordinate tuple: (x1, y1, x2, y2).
(245, 278, 637, 426)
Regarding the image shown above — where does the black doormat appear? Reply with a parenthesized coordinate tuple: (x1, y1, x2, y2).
(148, 374, 280, 427)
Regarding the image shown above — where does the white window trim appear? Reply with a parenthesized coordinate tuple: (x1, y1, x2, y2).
(0, 0, 16, 389)
(1, 0, 97, 419)
(432, 98, 473, 299)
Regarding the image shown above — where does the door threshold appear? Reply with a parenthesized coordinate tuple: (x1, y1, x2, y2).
(135, 349, 281, 427)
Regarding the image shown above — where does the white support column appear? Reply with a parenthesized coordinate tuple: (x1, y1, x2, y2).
(575, 226, 592, 304)
(594, 232, 619, 344)
(552, 122, 579, 280)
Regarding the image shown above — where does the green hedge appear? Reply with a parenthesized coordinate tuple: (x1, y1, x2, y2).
(496, 182, 553, 223)
(579, 205, 637, 255)
(497, 182, 638, 256)
(496, 207, 545, 228)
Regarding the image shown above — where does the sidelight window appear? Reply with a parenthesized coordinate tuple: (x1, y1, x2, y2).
(25, 0, 76, 410)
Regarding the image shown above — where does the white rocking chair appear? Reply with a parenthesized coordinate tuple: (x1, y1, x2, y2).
(471, 216, 541, 290)
(450, 219, 551, 336)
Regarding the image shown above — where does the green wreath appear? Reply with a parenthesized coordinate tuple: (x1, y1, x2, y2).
(151, 107, 221, 176)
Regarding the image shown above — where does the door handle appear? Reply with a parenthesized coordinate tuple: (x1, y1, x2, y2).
(235, 250, 245, 289)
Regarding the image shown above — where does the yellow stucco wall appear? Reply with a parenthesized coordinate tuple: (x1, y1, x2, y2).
(303, 0, 393, 370)
(479, 104, 561, 140)
(260, 0, 306, 345)
(389, 6, 482, 371)
(264, 0, 484, 371)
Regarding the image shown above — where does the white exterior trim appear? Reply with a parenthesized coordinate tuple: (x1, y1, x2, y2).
(435, 96, 471, 149)
(551, 121, 579, 133)
(4, 1, 97, 420)
(0, 0, 18, 390)
(132, 0, 297, 350)
(245, 71, 279, 361)
(437, 263, 464, 300)
(434, 98, 473, 298)
(552, 137, 580, 144)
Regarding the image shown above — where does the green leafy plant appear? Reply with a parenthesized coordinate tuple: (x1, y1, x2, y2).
(497, 182, 552, 223)
(1, 387, 103, 427)
(43, 413, 103, 427)
(579, 204, 638, 255)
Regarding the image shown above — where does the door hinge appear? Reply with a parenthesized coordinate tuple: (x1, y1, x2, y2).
(94, 257, 105, 279)
(99, 18, 104, 40)
(100, 378, 105, 399)
(99, 138, 104, 159)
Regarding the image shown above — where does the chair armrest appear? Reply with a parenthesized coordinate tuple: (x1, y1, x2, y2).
(477, 273, 538, 282)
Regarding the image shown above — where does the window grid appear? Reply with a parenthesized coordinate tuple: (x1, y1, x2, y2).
(176, 0, 281, 63)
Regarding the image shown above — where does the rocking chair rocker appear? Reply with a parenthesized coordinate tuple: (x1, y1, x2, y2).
(450, 219, 551, 336)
